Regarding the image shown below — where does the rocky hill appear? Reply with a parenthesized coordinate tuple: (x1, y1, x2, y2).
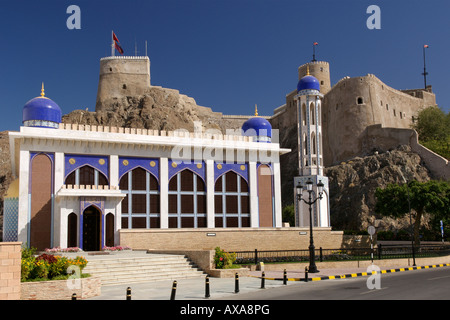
(325, 145, 432, 231)
(63, 86, 245, 133)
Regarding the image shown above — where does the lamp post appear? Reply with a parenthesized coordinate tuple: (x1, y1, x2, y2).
(296, 178, 324, 273)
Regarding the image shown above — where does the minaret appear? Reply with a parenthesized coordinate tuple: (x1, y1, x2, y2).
(294, 65, 330, 228)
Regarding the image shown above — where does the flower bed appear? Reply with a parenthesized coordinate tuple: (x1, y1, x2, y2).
(21, 246, 88, 282)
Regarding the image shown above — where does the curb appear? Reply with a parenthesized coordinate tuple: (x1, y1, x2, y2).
(252, 263, 450, 282)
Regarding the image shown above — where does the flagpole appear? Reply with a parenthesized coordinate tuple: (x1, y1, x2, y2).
(312, 44, 316, 62)
(112, 30, 115, 57)
(422, 45, 428, 89)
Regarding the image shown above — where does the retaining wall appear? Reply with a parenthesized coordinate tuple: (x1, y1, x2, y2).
(0, 242, 21, 300)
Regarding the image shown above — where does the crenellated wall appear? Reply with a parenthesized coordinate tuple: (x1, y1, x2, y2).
(321, 74, 436, 166)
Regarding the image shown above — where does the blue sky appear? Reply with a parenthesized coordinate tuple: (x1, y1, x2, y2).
(0, 0, 449, 132)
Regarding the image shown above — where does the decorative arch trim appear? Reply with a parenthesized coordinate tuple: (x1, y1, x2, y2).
(214, 163, 248, 183)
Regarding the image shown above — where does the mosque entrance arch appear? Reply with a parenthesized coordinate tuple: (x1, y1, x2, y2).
(82, 206, 101, 251)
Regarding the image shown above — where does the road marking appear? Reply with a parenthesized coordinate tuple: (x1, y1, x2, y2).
(428, 275, 450, 281)
(360, 287, 388, 295)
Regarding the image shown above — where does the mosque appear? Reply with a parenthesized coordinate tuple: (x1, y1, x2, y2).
(2, 50, 340, 252)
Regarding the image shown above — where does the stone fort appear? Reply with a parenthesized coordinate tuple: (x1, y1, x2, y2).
(91, 55, 445, 208)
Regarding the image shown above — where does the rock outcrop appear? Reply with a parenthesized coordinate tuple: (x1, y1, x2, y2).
(324, 145, 432, 231)
(63, 86, 245, 133)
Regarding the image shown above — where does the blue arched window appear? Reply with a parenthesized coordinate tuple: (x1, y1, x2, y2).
(168, 169, 206, 228)
(119, 167, 160, 228)
(214, 171, 250, 228)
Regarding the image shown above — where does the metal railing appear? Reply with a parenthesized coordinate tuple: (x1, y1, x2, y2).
(234, 245, 450, 265)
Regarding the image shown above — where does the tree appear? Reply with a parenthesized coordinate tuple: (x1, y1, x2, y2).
(413, 106, 449, 142)
(282, 204, 295, 226)
(375, 180, 450, 245)
(412, 106, 450, 160)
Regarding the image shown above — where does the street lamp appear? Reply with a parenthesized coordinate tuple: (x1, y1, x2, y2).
(296, 178, 324, 273)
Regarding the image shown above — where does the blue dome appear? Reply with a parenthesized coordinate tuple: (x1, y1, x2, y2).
(23, 86, 61, 129)
(242, 116, 272, 143)
(297, 74, 320, 92)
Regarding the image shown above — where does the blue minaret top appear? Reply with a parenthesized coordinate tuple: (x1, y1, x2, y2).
(241, 105, 272, 143)
(22, 83, 62, 129)
(297, 66, 320, 93)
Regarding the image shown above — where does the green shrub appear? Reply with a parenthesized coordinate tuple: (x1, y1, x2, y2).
(214, 247, 237, 269)
(20, 246, 89, 282)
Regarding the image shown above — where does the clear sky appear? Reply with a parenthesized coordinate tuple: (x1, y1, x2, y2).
(0, 0, 449, 132)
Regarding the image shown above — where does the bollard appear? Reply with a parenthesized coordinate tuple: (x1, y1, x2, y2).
(283, 269, 287, 285)
(170, 280, 177, 300)
(205, 276, 210, 298)
(71, 293, 77, 300)
(126, 287, 131, 300)
(234, 273, 239, 294)
(261, 271, 265, 289)
(304, 267, 309, 282)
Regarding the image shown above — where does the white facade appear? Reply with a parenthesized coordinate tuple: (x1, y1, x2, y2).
(294, 86, 330, 228)
(6, 123, 289, 250)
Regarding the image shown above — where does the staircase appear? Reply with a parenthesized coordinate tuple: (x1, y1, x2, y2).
(82, 253, 206, 286)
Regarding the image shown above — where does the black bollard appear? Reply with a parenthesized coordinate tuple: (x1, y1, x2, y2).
(234, 273, 239, 294)
(261, 271, 265, 289)
(205, 276, 210, 298)
(283, 269, 287, 285)
(71, 293, 77, 300)
(126, 287, 131, 300)
(305, 267, 309, 282)
(170, 281, 177, 300)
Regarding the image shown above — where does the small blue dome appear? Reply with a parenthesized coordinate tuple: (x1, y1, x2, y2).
(297, 74, 320, 92)
(23, 85, 61, 129)
(242, 115, 272, 143)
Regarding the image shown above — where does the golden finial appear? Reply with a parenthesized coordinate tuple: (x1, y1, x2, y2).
(40, 82, 45, 97)
(254, 104, 258, 116)
(306, 65, 310, 76)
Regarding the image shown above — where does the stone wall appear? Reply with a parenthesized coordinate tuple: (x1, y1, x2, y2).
(120, 227, 344, 252)
(322, 74, 436, 166)
(21, 276, 101, 300)
(0, 242, 21, 300)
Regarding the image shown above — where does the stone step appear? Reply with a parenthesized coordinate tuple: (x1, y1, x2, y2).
(81, 253, 206, 285)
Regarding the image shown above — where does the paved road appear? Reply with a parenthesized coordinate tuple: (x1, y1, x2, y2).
(222, 266, 450, 300)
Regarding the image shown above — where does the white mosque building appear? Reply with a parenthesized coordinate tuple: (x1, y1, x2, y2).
(3, 83, 289, 251)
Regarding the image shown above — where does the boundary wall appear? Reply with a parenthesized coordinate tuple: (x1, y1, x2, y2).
(120, 227, 344, 252)
(0, 242, 21, 300)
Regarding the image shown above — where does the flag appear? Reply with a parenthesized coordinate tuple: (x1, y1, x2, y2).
(115, 41, 124, 55)
(424, 44, 429, 48)
(113, 32, 120, 43)
(112, 31, 124, 55)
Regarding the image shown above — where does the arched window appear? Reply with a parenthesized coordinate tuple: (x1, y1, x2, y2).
(303, 133, 308, 155)
(214, 171, 250, 228)
(65, 165, 108, 186)
(119, 167, 160, 228)
(311, 132, 316, 155)
(310, 102, 315, 125)
(302, 103, 307, 126)
(67, 212, 77, 248)
(105, 213, 114, 247)
(168, 169, 206, 228)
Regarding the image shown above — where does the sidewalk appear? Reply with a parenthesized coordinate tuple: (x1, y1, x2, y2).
(67, 250, 449, 300)
(87, 264, 450, 300)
